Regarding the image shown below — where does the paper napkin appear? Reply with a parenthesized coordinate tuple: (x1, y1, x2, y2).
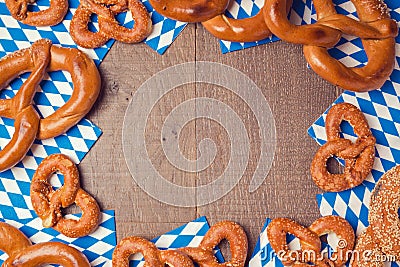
(130, 216, 225, 266)
(0, 210, 117, 267)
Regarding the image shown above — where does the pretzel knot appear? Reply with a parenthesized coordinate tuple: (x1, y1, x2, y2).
(267, 216, 355, 267)
(311, 103, 375, 192)
(0, 221, 90, 267)
(112, 236, 195, 267)
(178, 221, 248, 267)
(264, 0, 398, 91)
(5, 0, 68, 26)
(148, 0, 293, 43)
(0, 39, 100, 172)
(70, 0, 152, 48)
(30, 154, 101, 238)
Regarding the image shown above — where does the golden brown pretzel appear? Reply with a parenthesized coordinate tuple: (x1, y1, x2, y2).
(201, 0, 293, 42)
(178, 221, 248, 267)
(30, 154, 101, 238)
(0, 222, 90, 267)
(149, 0, 229, 22)
(3, 242, 91, 267)
(70, 0, 152, 49)
(0, 39, 100, 171)
(264, 0, 398, 91)
(307, 216, 355, 267)
(112, 236, 195, 267)
(267, 216, 355, 266)
(0, 222, 32, 257)
(5, 0, 68, 26)
(310, 103, 375, 192)
(368, 165, 400, 257)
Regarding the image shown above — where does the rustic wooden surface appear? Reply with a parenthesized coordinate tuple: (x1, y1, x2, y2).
(80, 23, 342, 259)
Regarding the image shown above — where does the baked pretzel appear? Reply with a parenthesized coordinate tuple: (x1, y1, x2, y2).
(0, 221, 90, 267)
(149, 0, 229, 22)
(5, 0, 68, 26)
(349, 227, 383, 267)
(201, 0, 293, 42)
(112, 236, 195, 267)
(368, 165, 400, 257)
(310, 103, 375, 192)
(30, 154, 101, 238)
(70, 0, 152, 49)
(263, 0, 398, 91)
(267, 216, 355, 266)
(178, 221, 248, 267)
(0, 39, 100, 171)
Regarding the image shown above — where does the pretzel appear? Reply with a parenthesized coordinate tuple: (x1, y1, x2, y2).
(263, 0, 398, 91)
(0, 39, 100, 171)
(201, 0, 293, 42)
(267, 216, 355, 266)
(149, 0, 229, 22)
(0, 222, 90, 267)
(310, 103, 375, 192)
(30, 154, 101, 238)
(178, 221, 248, 267)
(112, 236, 195, 267)
(70, 0, 152, 49)
(349, 227, 383, 267)
(5, 0, 68, 26)
(368, 164, 400, 256)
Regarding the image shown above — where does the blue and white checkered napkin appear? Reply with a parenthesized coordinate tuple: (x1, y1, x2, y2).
(0, 210, 116, 267)
(130, 216, 224, 267)
(307, 0, 400, 238)
(0, 0, 185, 56)
(220, 0, 313, 53)
(248, 218, 345, 267)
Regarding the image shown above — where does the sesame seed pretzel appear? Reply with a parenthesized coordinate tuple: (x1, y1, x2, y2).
(0, 39, 100, 172)
(178, 221, 248, 267)
(30, 154, 101, 238)
(0, 222, 90, 267)
(368, 165, 400, 257)
(267, 216, 355, 266)
(112, 236, 195, 267)
(310, 103, 376, 192)
(70, 0, 152, 49)
(5, 0, 68, 26)
(349, 227, 383, 267)
(264, 0, 398, 91)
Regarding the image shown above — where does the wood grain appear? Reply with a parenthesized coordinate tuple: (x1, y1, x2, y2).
(80, 22, 341, 257)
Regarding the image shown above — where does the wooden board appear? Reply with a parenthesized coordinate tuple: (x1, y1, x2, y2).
(80, 23, 341, 257)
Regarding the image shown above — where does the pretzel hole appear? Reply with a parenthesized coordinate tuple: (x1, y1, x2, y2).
(217, 239, 232, 262)
(0, 118, 15, 150)
(128, 251, 144, 262)
(326, 157, 344, 174)
(87, 14, 100, 33)
(320, 233, 340, 258)
(339, 121, 357, 143)
(26, 0, 46, 13)
(63, 203, 82, 217)
(49, 172, 63, 190)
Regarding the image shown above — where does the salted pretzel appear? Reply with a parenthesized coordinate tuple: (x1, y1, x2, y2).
(0, 39, 100, 172)
(5, 0, 68, 26)
(30, 154, 101, 238)
(70, 0, 152, 49)
(112, 236, 195, 267)
(267, 216, 355, 266)
(264, 0, 398, 91)
(310, 103, 375, 192)
(178, 221, 248, 267)
(0, 221, 90, 267)
(368, 165, 400, 257)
